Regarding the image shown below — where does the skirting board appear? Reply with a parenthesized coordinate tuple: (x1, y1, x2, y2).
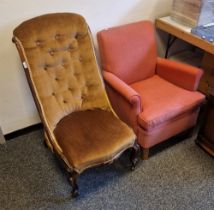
(0, 126, 6, 144)
(4, 123, 43, 140)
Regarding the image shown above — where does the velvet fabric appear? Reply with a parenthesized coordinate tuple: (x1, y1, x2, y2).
(97, 20, 205, 155)
(13, 13, 136, 174)
(54, 109, 135, 173)
(13, 13, 109, 130)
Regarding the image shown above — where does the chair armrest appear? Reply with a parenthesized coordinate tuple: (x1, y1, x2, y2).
(156, 57, 203, 91)
(103, 71, 141, 109)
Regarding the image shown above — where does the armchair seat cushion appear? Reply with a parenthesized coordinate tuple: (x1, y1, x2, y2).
(130, 75, 205, 131)
(54, 109, 135, 173)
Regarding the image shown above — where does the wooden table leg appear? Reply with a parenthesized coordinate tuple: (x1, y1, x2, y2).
(198, 52, 214, 95)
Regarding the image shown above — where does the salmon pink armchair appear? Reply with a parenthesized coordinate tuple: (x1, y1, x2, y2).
(97, 20, 205, 159)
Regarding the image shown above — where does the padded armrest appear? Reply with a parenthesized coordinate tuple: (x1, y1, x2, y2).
(103, 71, 141, 108)
(156, 57, 203, 91)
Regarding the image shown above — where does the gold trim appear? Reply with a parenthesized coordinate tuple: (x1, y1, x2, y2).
(13, 37, 63, 154)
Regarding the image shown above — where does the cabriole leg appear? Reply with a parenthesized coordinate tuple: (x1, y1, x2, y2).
(130, 143, 140, 170)
(69, 171, 79, 198)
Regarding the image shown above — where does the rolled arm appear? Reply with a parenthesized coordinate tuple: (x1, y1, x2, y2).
(156, 57, 203, 91)
(103, 71, 141, 109)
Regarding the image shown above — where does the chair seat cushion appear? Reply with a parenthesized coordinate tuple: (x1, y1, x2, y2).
(130, 75, 205, 131)
(54, 109, 135, 173)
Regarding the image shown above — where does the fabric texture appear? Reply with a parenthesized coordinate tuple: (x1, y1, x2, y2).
(131, 75, 205, 131)
(156, 57, 203, 91)
(97, 20, 205, 151)
(54, 109, 135, 173)
(97, 21, 157, 84)
(138, 109, 199, 148)
(103, 71, 141, 133)
(13, 13, 136, 174)
(13, 13, 109, 130)
(105, 83, 140, 133)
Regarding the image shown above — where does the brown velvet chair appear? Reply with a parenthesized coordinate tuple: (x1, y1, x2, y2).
(12, 13, 139, 197)
(97, 21, 205, 159)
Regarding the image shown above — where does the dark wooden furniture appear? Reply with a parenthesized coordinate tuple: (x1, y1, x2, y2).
(197, 93, 214, 157)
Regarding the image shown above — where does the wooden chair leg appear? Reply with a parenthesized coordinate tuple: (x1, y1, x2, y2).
(43, 140, 48, 148)
(130, 143, 140, 170)
(187, 127, 196, 138)
(142, 148, 149, 160)
(69, 171, 79, 198)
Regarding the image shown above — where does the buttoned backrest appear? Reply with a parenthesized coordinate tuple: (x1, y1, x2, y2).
(13, 13, 109, 131)
(97, 21, 157, 84)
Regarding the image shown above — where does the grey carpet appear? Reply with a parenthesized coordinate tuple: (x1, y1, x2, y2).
(0, 129, 213, 210)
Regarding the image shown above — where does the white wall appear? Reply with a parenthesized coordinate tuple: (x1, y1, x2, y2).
(0, 0, 173, 134)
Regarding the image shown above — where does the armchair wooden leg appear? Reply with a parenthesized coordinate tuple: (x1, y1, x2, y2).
(130, 143, 140, 170)
(69, 171, 79, 198)
(187, 127, 195, 138)
(142, 148, 149, 160)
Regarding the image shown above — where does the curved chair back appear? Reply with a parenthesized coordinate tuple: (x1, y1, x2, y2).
(13, 13, 109, 132)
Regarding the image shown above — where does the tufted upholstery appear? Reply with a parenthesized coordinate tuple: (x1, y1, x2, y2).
(13, 13, 136, 176)
(13, 13, 110, 131)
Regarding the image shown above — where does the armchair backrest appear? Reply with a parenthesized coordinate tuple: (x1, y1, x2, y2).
(13, 13, 109, 131)
(97, 21, 157, 84)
